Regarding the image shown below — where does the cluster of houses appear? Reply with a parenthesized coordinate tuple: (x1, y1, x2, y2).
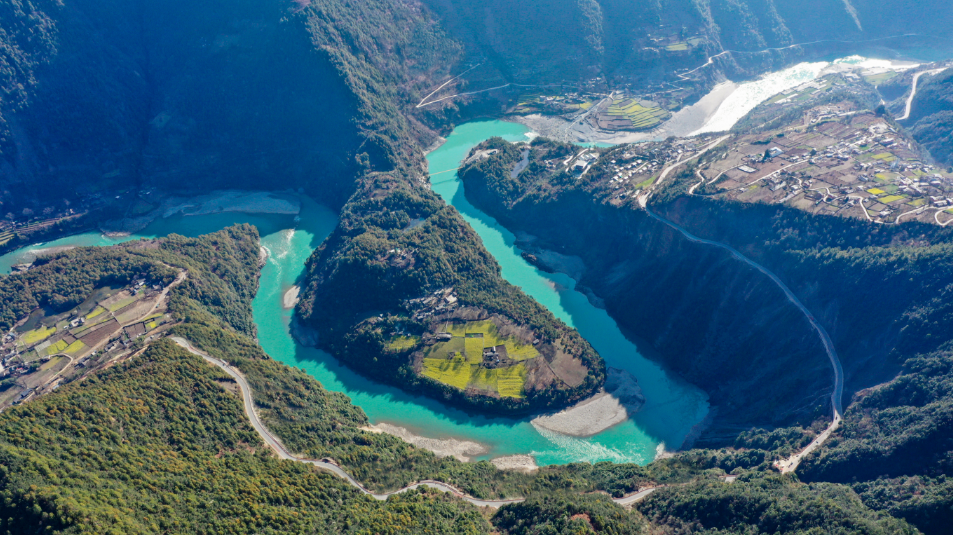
(481, 344, 514, 369)
(405, 287, 460, 322)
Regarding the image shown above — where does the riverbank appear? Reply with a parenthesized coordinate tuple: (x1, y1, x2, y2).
(362, 423, 488, 462)
(513, 80, 737, 145)
(531, 368, 645, 437)
(101, 190, 302, 235)
(514, 55, 923, 145)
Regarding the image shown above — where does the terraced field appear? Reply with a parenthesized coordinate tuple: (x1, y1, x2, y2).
(419, 319, 538, 398)
(604, 99, 670, 130)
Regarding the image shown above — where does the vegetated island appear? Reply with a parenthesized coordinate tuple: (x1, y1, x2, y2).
(295, 177, 605, 415)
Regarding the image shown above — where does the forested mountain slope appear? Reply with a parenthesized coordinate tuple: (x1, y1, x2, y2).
(458, 138, 953, 438)
(0, 226, 920, 535)
(799, 346, 953, 535)
(0, 0, 466, 212)
(421, 0, 953, 84)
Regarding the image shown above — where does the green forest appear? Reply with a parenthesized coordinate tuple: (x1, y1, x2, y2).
(0, 226, 929, 534)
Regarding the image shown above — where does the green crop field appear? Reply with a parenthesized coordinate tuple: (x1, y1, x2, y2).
(464, 320, 538, 361)
(606, 99, 670, 130)
(909, 199, 926, 207)
(422, 356, 473, 390)
(873, 153, 897, 162)
(867, 188, 886, 195)
(420, 319, 535, 396)
(665, 42, 689, 51)
(22, 326, 56, 346)
(65, 340, 86, 355)
(470, 365, 527, 398)
(443, 322, 468, 337)
(879, 195, 906, 204)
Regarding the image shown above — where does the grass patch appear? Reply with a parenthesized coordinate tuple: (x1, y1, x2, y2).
(107, 296, 138, 312)
(635, 176, 657, 190)
(909, 199, 926, 207)
(864, 71, 899, 85)
(386, 335, 420, 352)
(464, 336, 484, 361)
(146, 321, 158, 330)
(424, 337, 465, 360)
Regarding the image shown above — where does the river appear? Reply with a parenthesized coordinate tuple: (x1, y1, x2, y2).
(0, 138, 677, 467)
(0, 129, 709, 466)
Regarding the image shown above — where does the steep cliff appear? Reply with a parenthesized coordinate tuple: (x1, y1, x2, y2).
(460, 139, 953, 443)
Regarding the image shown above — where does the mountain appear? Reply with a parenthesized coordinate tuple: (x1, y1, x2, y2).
(3, 0, 953, 532)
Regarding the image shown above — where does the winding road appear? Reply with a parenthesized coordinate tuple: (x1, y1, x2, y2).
(170, 336, 726, 507)
(898, 69, 945, 121)
(656, 135, 731, 186)
(641, 209, 844, 473)
(170, 337, 528, 508)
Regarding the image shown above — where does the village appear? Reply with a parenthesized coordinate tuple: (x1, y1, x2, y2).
(551, 71, 953, 226)
(549, 135, 717, 205)
(0, 186, 161, 250)
(694, 105, 953, 226)
(0, 268, 180, 410)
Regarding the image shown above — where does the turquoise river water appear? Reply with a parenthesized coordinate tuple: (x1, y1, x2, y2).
(0, 120, 708, 465)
